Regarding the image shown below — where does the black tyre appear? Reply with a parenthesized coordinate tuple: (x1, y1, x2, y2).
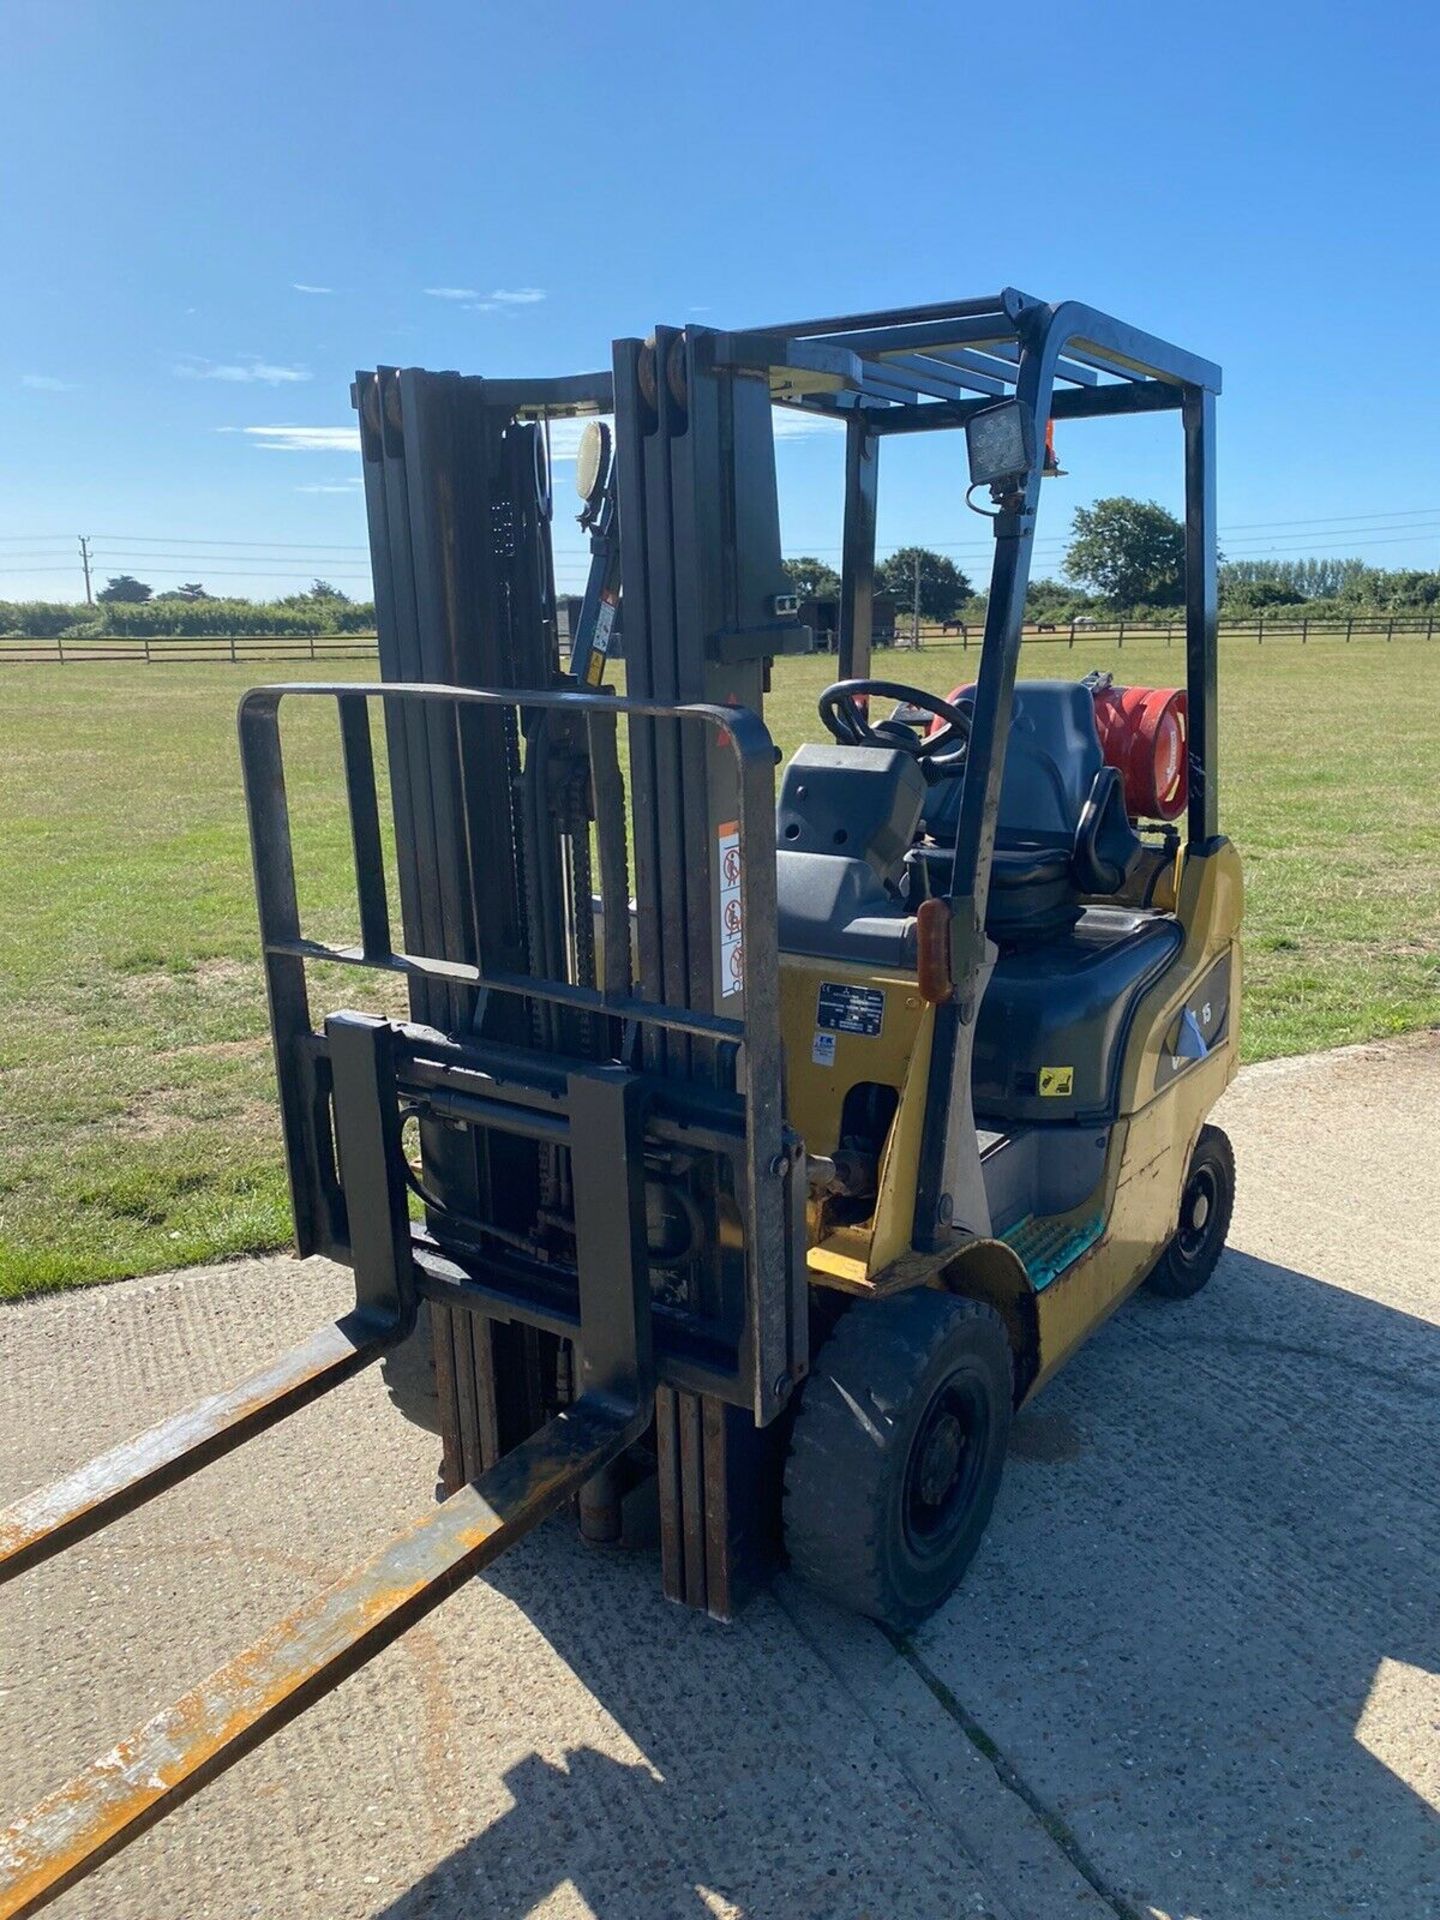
(380, 1301, 442, 1435)
(1144, 1123, 1235, 1300)
(783, 1290, 1013, 1631)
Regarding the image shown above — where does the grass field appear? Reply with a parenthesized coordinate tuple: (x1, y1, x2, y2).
(2, 635, 1437, 1299)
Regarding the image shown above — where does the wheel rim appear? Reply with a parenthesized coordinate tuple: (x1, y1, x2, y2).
(1176, 1162, 1220, 1265)
(902, 1373, 990, 1565)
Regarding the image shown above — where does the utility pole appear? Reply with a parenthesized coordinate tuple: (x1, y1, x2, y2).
(78, 536, 94, 607)
(911, 549, 921, 649)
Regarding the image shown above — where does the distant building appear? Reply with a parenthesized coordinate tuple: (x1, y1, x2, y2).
(796, 594, 899, 651)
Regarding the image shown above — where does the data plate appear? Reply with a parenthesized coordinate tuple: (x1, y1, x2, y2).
(815, 982, 885, 1038)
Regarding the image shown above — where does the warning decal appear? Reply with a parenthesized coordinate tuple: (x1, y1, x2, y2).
(718, 822, 743, 998)
(1038, 1065, 1074, 1097)
(816, 981, 885, 1038)
(583, 591, 618, 687)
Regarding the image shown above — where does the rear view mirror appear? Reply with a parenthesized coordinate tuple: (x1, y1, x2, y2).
(965, 399, 1036, 487)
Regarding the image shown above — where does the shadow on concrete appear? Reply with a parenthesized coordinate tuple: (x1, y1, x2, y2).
(374, 1525, 950, 1919)
(376, 1246, 1438, 1919)
(377, 1744, 731, 1920)
(919, 1246, 1440, 1918)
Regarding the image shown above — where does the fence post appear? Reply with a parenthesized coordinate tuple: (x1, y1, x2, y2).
(309, 631, 317, 661)
(1117, 618, 1124, 649)
(143, 635, 151, 664)
(1427, 614, 1434, 642)
(1345, 616, 1352, 643)
(229, 633, 237, 663)
(1301, 617, 1307, 645)
(1257, 615, 1263, 646)
(1387, 617, 1394, 642)
(57, 635, 65, 665)
(1068, 619, 1075, 649)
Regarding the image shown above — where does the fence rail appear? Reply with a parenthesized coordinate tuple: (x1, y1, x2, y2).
(0, 632, 381, 665)
(1, 613, 1436, 667)
(904, 613, 1437, 650)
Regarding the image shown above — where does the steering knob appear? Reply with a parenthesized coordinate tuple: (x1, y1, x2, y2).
(817, 679, 971, 773)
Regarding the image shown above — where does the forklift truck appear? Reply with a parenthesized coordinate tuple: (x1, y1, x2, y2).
(0, 290, 1240, 1915)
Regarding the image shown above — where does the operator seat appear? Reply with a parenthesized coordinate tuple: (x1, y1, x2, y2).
(919, 680, 1142, 944)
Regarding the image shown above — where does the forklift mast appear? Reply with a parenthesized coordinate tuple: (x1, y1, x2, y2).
(0, 292, 1224, 1918)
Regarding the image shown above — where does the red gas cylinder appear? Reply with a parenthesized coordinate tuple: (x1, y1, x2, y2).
(1091, 683, 1188, 820)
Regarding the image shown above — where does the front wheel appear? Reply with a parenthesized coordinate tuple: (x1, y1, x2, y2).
(1144, 1123, 1235, 1300)
(783, 1290, 1012, 1631)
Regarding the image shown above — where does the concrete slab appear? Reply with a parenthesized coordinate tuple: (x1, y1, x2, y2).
(912, 1031, 1440, 1919)
(2, 1032, 1436, 1919)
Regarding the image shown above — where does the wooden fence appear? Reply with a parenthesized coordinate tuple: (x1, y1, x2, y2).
(1, 612, 1435, 666)
(0, 632, 380, 665)
(903, 613, 1437, 650)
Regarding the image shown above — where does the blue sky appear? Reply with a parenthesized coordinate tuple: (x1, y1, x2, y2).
(5, 0, 1440, 604)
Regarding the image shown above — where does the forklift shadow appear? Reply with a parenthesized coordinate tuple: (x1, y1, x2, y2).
(378, 1246, 1439, 1920)
(374, 1500, 978, 1920)
(376, 1744, 734, 1920)
(915, 1244, 1440, 1917)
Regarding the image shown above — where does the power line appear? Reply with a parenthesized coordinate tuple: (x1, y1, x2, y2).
(88, 551, 376, 569)
(1218, 505, 1440, 531)
(88, 533, 370, 551)
(778, 522, 1440, 560)
(1, 560, 372, 576)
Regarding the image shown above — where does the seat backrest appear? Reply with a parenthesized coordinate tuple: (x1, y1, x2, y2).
(923, 680, 1106, 850)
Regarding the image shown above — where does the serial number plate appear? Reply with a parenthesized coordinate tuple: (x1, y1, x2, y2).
(815, 982, 885, 1038)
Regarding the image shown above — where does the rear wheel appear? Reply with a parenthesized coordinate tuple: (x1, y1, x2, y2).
(784, 1290, 1012, 1631)
(1144, 1123, 1235, 1300)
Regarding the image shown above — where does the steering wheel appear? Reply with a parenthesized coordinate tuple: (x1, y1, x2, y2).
(818, 678, 972, 772)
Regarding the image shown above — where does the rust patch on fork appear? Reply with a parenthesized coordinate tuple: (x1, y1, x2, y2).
(0, 1310, 394, 1584)
(0, 1395, 637, 1920)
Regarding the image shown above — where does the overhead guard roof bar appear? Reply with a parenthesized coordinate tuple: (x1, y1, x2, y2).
(733, 296, 1221, 434)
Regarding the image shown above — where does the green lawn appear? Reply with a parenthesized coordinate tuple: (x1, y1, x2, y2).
(1, 636, 1436, 1298)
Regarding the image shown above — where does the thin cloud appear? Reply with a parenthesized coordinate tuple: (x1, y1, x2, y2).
(772, 407, 842, 439)
(219, 424, 361, 453)
(535, 407, 830, 467)
(21, 373, 75, 391)
(428, 286, 546, 313)
(178, 356, 312, 386)
(292, 283, 333, 294)
(542, 416, 603, 463)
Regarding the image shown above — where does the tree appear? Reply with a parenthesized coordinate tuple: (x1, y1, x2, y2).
(782, 555, 842, 600)
(1026, 576, 1094, 620)
(279, 578, 353, 609)
(156, 582, 210, 602)
(1221, 578, 1305, 615)
(876, 547, 972, 622)
(97, 574, 152, 604)
(1064, 498, 1185, 607)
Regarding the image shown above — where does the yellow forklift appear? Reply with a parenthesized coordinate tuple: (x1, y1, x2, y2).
(0, 290, 1240, 1915)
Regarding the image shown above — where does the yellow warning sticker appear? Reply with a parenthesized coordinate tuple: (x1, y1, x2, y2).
(1038, 1065, 1074, 1097)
